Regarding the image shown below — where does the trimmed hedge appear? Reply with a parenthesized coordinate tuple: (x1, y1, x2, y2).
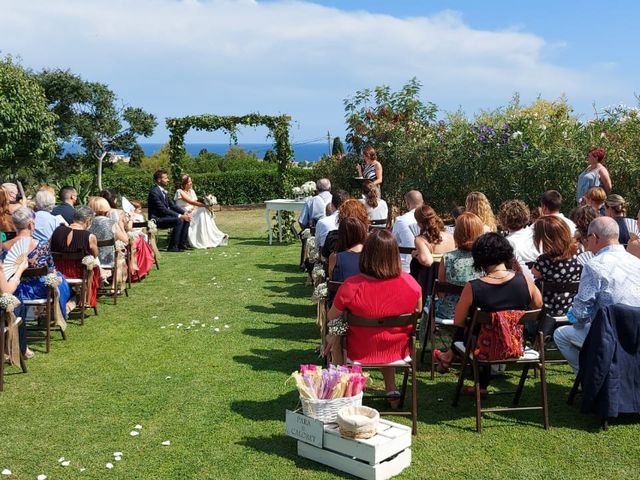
(102, 166, 315, 205)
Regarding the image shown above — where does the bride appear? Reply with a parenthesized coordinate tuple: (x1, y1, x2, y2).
(174, 175, 229, 249)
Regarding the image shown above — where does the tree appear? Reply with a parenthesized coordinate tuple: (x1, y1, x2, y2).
(0, 56, 56, 177)
(35, 69, 157, 190)
(331, 136, 344, 157)
(263, 149, 277, 163)
(129, 143, 145, 167)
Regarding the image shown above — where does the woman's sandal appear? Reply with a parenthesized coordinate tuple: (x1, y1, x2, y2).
(386, 390, 402, 410)
(432, 349, 452, 373)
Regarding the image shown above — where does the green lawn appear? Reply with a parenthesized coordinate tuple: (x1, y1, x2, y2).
(1, 208, 639, 479)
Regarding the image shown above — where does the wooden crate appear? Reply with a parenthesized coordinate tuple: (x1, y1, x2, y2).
(297, 419, 412, 480)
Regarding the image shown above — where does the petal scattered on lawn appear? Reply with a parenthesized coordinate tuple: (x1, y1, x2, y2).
(134, 424, 142, 430)
(1, 470, 11, 476)
(37, 475, 47, 480)
(214, 328, 220, 332)
(152, 315, 158, 319)
(161, 440, 171, 446)
(247, 278, 252, 281)
(224, 325, 229, 329)
(160, 326, 166, 329)
(106, 463, 114, 469)
(58, 457, 65, 463)
(214, 316, 219, 320)
(129, 431, 139, 436)
(165, 376, 171, 380)
(114, 456, 122, 462)
(61, 461, 71, 467)
(80, 468, 86, 472)
(113, 452, 123, 457)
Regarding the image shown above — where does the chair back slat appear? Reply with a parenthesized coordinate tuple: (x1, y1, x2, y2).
(327, 280, 343, 294)
(97, 238, 115, 248)
(51, 251, 88, 261)
(132, 221, 148, 229)
(539, 280, 580, 295)
(346, 312, 417, 328)
(398, 246, 414, 255)
(21, 266, 49, 279)
(432, 279, 464, 296)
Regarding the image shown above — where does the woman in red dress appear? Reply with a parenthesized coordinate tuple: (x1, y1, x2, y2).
(50, 206, 100, 308)
(324, 229, 421, 402)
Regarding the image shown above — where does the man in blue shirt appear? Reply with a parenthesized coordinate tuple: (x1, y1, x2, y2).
(554, 216, 640, 374)
(298, 179, 332, 229)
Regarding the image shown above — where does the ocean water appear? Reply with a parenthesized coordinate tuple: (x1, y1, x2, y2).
(140, 143, 330, 162)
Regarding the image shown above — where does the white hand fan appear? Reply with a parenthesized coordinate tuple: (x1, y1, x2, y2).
(577, 251, 593, 266)
(3, 237, 30, 279)
(625, 218, 639, 237)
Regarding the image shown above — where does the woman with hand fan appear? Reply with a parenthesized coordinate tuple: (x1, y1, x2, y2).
(2, 208, 72, 358)
(627, 209, 640, 260)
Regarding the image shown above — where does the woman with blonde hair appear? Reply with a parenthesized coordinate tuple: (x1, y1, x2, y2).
(465, 192, 496, 232)
(604, 194, 632, 245)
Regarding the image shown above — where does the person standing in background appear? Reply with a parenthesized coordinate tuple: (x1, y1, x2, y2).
(576, 147, 611, 204)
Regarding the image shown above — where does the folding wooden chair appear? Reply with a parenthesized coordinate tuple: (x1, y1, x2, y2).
(452, 308, 549, 432)
(132, 221, 159, 270)
(344, 311, 419, 435)
(368, 219, 388, 231)
(96, 238, 122, 305)
(422, 280, 464, 379)
(1, 309, 28, 392)
(20, 266, 66, 353)
(52, 251, 93, 325)
(398, 246, 415, 255)
(537, 280, 580, 364)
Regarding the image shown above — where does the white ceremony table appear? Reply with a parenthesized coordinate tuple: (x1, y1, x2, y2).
(265, 198, 307, 244)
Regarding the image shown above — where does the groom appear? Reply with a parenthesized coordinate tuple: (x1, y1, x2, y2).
(148, 169, 192, 252)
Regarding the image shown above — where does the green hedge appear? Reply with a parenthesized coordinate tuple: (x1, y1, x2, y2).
(102, 166, 315, 205)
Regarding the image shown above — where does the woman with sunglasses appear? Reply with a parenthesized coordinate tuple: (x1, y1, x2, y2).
(355, 145, 383, 194)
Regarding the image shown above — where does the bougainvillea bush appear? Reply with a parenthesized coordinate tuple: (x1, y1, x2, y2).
(317, 80, 640, 214)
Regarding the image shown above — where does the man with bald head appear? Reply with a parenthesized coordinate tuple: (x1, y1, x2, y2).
(554, 216, 640, 374)
(392, 190, 424, 272)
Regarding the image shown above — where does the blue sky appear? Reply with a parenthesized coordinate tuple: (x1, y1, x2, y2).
(1, 0, 638, 144)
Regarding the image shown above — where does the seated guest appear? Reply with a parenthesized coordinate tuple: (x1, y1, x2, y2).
(316, 190, 349, 250)
(51, 185, 78, 224)
(50, 206, 100, 308)
(444, 206, 465, 233)
(604, 194, 631, 245)
(570, 205, 598, 248)
(5, 208, 72, 358)
(88, 197, 129, 267)
(101, 189, 132, 233)
(0, 246, 28, 356)
(298, 178, 332, 229)
(0, 189, 15, 235)
(465, 192, 496, 232)
(328, 217, 367, 282)
(324, 229, 421, 405)
(412, 205, 455, 267)
(449, 233, 542, 394)
(583, 186, 606, 215)
(392, 190, 424, 272)
(128, 200, 155, 281)
(33, 190, 67, 242)
(2, 183, 24, 213)
(322, 198, 369, 259)
(498, 200, 538, 276)
(360, 180, 388, 222)
(539, 190, 576, 236)
(147, 169, 192, 252)
(531, 215, 583, 336)
(627, 209, 640, 259)
(554, 217, 640, 374)
(428, 213, 485, 361)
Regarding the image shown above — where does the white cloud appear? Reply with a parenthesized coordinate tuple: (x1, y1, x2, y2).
(0, 0, 628, 141)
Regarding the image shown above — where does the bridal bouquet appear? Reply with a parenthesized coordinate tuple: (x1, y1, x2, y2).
(291, 364, 369, 400)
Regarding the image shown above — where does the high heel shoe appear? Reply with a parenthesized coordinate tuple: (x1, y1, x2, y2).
(432, 349, 451, 373)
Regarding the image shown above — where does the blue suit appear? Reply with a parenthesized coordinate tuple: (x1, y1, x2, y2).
(147, 184, 189, 250)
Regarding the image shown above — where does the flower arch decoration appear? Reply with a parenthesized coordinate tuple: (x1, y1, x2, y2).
(166, 114, 293, 196)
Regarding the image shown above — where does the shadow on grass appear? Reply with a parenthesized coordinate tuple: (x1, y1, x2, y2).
(255, 263, 303, 274)
(246, 302, 316, 319)
(237, 434, 352, 478)
(231, 390, 299, 421)
(234, 348, 320, 375)
(243, 320, 319, 341)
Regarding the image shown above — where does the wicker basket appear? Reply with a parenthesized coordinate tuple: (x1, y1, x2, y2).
(337, 405, 380, 439)
(300, 392, 363, 423)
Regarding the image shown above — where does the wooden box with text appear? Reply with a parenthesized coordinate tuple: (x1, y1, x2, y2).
(285, 410, 411, 480)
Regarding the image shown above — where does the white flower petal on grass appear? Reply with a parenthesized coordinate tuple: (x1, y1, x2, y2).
(214, 316, 219, 320)
(58, 457, 65, 463)
(214, 328, 220, 332)
(106, 463, 114, 469)
(113, 452, 123, 457)
(168, 323, 174, 326)
(165, 376, 171, 380)
(152, 315, 158, 319)
(224, 325, 229, 329)
(161, 440, 171, 446)
(247, 278, 252, 281)
(129, 431, 139, 436)
(37, 475, 47, 480)
(134, 424, 143, 430)
(61, 461, 70, 467)
(201, 324, 206, 327)
(1, 470, 11, 476)
(114, 456, 122, 462)
(160, 326, 166, 329)
(80, 468, 86, 472)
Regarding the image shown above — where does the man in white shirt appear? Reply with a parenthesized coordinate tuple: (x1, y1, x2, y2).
(539, 190, 576, 236)
(498, 200, 538, 277)
(298, 178, 332, 228)
(315, 190, 349, 249)
(392, 190, 424, 272)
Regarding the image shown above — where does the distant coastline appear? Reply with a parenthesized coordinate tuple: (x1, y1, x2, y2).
(140, 143, 329, 162)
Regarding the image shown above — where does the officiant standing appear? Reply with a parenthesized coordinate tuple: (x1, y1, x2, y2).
(147, 169, 192, 252)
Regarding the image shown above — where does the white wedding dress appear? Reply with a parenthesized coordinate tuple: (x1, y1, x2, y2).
(174, 189, 229, 249)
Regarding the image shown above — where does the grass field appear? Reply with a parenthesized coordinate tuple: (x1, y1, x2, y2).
(1, 208, 639, 479)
